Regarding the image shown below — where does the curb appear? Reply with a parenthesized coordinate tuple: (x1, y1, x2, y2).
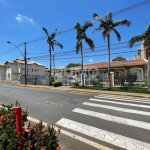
(12, 83, 150, 98)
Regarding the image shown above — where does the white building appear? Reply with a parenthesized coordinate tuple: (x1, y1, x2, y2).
(5, 58, 45, 80)
(45, 68, 62, 78)
(0, 63, 6, 80)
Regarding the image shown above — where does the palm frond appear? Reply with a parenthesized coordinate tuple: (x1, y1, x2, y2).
(112, 28, 121, 41)
(105, 12, 113, 22)
(93, 13, 105, 24)
(74, 22, 82, 39)
(53, 41, 63, 49)
(93, 24, 105, 33)
(42, 27, 49, 36)
(102, 30, 109, 38)
(129, 35, 145, 47)
(74, 22, 81, 30)
(51, 29, 57, 39)
(83, 21, 93, 31)
(113, 19, 131, 27)
(84, 36, 95, 51)
(143, 37, 150, 47)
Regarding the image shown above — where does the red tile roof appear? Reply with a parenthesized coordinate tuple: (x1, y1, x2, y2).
(70, 59, 147, 69)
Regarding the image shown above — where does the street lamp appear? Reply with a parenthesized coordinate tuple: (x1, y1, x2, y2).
(7, 41, 27, 85)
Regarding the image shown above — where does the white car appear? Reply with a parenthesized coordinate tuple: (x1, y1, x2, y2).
(68, 76, 76, 84)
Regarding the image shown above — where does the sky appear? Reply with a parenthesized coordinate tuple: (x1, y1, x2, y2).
(0, 0, 150, 68)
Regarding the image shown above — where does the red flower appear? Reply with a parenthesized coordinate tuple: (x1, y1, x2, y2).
(41, 146, 46, 150)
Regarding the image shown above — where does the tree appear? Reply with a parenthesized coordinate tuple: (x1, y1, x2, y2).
(43, 27, 63, 86)
(129, 24, 150, 91)
(125, 70, 137, 85)
(66, 63, 81, 68)
(74, 22, 95, 88)
(93, 12, 131, 89)
(112, 56, 126, 61)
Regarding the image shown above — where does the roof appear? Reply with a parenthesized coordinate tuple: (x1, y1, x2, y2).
(0, 63, 5, 66)
(69, 59, 148, 70)
(5, 58, 44, 66)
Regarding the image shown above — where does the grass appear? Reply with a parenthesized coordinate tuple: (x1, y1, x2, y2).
(71, 85, 150, 94)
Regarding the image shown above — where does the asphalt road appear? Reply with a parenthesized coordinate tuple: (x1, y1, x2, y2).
(0, 82, 150, 150)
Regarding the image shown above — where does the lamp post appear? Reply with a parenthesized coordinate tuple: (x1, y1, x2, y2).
(7, 41, 27, 85)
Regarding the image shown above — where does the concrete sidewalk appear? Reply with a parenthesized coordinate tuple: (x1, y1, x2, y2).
(12, 81, 150, 98)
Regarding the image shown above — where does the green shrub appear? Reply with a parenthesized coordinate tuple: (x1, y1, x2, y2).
(0, 101, 61, 150)
(52, 81, 62, 87)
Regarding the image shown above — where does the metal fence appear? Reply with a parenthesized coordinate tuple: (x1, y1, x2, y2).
(20, 75, 54, 85)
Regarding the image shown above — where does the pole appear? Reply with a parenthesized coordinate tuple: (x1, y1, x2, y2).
(53, 54, 55, 76)
(49, 44, 52, 86)
(24, 42, 27, 85)
(14, 107, 24, 150)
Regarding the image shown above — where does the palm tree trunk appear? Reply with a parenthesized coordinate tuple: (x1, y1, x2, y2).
(81, 44, 84, 88)
(49, 44, 52, 86)
(148, 48, 150, 91)
(107, 35, 111, 90)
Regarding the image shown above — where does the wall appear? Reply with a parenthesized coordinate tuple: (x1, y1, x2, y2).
(0, 66, 6, 80)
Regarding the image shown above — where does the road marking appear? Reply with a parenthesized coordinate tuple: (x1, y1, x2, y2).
(27, 116, 112, 150)
(56, 118, 150, 150)
(73, 108, 150, 130)
(97, 95, 150, 102)
(89, 98, 150, 109)
(83, 102, 150, 116)
(95, 96, 150, 104)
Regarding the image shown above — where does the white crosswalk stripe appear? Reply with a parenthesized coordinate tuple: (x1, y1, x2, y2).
(95, 96, 150, 104)
(89, 98, 150, 108)
(96, 95, 150, 103)
(56, 95, 150, 150)
(83, 102, 150, 116)
(56, 118, 150, 150)
(73, 108, 150, 130)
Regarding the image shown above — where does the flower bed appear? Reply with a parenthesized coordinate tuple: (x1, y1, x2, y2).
(0, 101, 61, 150)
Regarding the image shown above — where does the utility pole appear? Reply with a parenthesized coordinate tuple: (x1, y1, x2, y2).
(24, 42, 27, 85)
(53, 54, 55, 76)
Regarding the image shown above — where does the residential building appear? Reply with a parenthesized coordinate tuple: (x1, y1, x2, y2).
(0, 63, 6, 80)
(67, 45, 148, 87)
(5, 58, 45, 80)
(45, 68, 62, 78)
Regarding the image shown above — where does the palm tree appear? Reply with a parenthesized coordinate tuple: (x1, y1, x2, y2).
(129, 24, 150, 91)
(74, 22, 95, 88)
(43, 27, 63, 86)
(93, 12, 131, 89)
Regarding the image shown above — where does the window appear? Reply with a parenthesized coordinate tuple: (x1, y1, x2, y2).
(32, 69, 33, 72)
(35, 69, 36, 72)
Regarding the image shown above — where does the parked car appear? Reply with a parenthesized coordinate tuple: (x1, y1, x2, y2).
(68, 76, 76, 85)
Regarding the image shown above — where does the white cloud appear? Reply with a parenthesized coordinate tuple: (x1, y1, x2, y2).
(60, 66, 64, 68)
(15, 14, 34, 24)
(89, 59, 93, 62)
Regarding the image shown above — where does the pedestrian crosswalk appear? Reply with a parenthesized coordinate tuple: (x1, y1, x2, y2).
(56, 94, 150, 150)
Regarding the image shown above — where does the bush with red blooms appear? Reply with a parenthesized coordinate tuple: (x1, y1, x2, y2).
(0, 101, 61, 150)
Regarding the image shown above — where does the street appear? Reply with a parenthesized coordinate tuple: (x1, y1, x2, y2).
(0, 82, 150, 150)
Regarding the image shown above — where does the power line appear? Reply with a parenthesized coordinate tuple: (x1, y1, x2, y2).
(30, 50, 138, 61)
(30, 44, 140, 61)
(1, 0, 149, 57)
(29, 42, 140, 59)
(25, 0, 150, 45)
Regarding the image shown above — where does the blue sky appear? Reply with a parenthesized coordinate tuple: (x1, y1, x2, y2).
(0, 0, 150, 68)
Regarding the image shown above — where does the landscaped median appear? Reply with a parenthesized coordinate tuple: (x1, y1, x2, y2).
(71, 86, 150, 94)
(0, 101, 61, 150)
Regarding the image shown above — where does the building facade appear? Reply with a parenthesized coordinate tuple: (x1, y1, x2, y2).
(0, 63, 6, 80)
(5, 58, 45, 80)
